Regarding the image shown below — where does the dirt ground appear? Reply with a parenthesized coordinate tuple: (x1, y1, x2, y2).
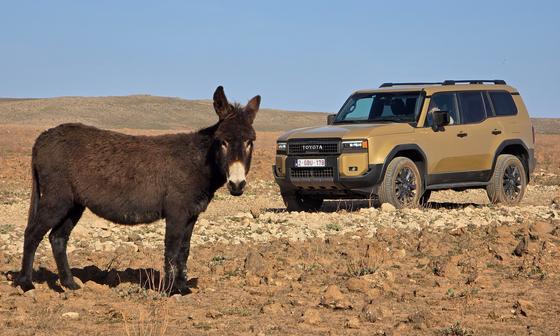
(1, 125, 559, 335)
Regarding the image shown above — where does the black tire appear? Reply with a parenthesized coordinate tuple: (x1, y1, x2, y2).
(487, 154, 527, 205)
(378, 157, 424, 209)
(281, 192, 323, 212)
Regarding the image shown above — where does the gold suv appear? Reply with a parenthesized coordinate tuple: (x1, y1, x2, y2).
(273, 80, 535, 211)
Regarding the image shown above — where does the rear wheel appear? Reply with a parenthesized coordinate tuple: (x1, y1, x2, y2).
(281, 192, 323, 212)
(378, 157, 424, 209)
(487, 154, 526, 205)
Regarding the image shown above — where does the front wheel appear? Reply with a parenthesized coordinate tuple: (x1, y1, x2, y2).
(378, 157, 425, 209)
(281, 192, 323, 212)
(487, 154, 527, 205)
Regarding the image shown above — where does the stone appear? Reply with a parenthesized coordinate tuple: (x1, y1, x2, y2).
(84, 281, 109, 292)
(244, 250, 267, 277)
(205, 310, 223, 319)
(62, 312, 80, 319)
(321, 285, 351, 309)
(346, 277, 370, 293)
(261, 303, 283, 315)
(531, 221, 554, 236)
(514, 299, 534, 317)
(361, 304, 386, 323)
(245, 274, 262, 287)
(23, 289, 36, 300)
(345, 316, 361, 329)
(513, 235, 529, 257)
(300, 308, 322, 325)
(380, 203, 396, 212)
(73, 276, 84, 288)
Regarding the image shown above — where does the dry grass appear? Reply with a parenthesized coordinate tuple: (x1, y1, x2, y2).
(122, 305, 170, 336)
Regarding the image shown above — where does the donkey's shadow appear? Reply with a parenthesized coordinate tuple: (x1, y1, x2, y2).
(6, 266, 198, 293)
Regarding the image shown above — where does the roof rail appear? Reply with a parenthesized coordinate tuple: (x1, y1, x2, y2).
(442, 79, 506, 85)
(379, 82, 443, 88)
(379, 79, 506, 88)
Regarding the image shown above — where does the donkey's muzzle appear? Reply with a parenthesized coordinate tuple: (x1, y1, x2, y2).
(227, 180, 246, 196)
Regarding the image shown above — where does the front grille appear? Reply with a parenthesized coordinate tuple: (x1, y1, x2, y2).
(288, 142, 339, 155)
(290, 167, 334, 179)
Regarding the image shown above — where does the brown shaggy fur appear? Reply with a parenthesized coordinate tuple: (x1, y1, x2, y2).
(15, 86, 260, 294)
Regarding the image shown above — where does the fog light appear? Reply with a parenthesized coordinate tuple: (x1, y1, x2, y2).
(349, 166, 358, 172)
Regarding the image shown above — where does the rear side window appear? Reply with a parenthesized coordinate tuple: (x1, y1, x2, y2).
(458, 91, 486, 124)
(489, 91, 517, 116)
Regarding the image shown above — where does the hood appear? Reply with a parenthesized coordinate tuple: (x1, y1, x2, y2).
(277, 122, 415, 141)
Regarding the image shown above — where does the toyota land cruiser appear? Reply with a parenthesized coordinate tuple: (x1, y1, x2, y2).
(273, 80, 535, 211)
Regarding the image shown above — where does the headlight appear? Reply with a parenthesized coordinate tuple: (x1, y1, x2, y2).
(277, 142, 287, 154)
(342, 140, 368, 152)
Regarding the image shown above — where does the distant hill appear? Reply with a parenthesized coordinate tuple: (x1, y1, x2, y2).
(0, 95, 329, 132)
(0, 95, 557, 133)
(530, 118, 560, 135)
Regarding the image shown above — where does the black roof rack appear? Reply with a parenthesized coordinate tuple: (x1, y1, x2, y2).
(442, 79, 506, 85)
(379, 82, 442, 88)
(379, 79, 506, 88)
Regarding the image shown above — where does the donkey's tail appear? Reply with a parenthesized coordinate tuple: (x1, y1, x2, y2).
(27, 165, 40, 228)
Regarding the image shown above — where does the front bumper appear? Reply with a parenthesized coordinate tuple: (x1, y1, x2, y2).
(273, 160, 383, 198)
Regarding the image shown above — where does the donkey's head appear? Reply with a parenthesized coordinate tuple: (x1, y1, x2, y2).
(212, 86, 260, 196)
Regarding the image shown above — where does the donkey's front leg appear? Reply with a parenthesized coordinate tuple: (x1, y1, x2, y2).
(163, 214, 195, 295)
(177, 215, 197, 287)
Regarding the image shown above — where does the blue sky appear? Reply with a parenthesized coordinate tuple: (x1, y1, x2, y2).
(1, 1, 559, 117)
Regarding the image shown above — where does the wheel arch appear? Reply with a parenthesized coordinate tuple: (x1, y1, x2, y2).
(381, 144, 428, 187)
(492, 140, 531, 182)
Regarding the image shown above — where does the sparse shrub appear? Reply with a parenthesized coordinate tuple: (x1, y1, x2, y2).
(438, 322, 473, 336)
(346, 244, 378, 277)
(326, 223, 341, 231)
(446, 288, 455, 298)
(209, 255, 227, 266)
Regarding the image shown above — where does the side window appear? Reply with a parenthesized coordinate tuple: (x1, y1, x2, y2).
(458, 91, 486, 124)
(489, 91, 517, 116)
(426, 92, 460, 126)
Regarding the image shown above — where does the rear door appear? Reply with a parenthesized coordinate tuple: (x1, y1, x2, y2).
(454, 91, 495, 172)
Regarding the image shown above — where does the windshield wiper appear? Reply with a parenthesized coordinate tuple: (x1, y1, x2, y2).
(335, 118, 412, 124)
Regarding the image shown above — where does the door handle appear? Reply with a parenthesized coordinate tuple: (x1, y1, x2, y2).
(457, 131, 468, 138)
(492, 129, 502, 135)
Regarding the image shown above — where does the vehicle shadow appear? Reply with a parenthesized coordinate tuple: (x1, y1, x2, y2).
(265, 200, 485, 213)
(5, 267, 198, 293)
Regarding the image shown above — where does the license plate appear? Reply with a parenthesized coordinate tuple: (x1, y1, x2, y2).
(295, 159, 326, 168)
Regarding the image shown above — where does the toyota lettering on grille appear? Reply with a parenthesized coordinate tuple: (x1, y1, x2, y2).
(303, 144, 323, 151)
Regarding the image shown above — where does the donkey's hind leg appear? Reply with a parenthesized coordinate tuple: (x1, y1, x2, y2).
(17, 197, 72, 291)
(49, 204, 85, 289)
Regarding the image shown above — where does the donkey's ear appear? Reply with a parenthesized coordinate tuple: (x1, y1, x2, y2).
(213, 86, 230, 120)
(245, 95, 261, 124)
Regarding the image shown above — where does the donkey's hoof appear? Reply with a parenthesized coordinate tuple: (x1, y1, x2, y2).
(14, 277, 35, 292)
(170, 282, 191, 296)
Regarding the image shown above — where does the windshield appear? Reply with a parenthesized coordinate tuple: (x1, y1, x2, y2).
(335, 92, 423, 123)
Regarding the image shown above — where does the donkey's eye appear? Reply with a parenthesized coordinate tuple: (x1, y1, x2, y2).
(222, 140, 229, 149)
(245, 141, 253, 150)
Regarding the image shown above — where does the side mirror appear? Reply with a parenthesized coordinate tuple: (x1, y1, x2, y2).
(432, 110, 450, 132)
(327, 114, 336, 125)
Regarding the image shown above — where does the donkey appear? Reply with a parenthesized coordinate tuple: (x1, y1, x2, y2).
(14, 86, 260, 294)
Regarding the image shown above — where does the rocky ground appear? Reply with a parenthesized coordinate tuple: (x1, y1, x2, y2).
(0, 128, 559, 335)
